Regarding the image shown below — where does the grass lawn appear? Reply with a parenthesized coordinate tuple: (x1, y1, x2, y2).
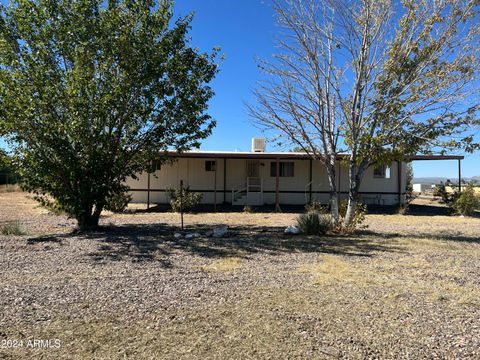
(0, 192, 479, 359)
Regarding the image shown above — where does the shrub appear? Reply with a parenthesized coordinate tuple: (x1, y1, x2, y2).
(452, 184, 480, 216)
(243, 205, 253, 213)
(338, 200, 368, 233)
(305, 200, 328, 213)
(167, 186, 202, 212)
(297, 211, 332, 235)
(433, 183, 459, 206)
(402, 163, 417, 214)
(398, 205, 408, 215)
(432, 184, 443, 198)
(1, 221, 25, 235)
(104, 191, 132, 213)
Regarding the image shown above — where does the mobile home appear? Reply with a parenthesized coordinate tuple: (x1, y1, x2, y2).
(125, 140, 463, 208)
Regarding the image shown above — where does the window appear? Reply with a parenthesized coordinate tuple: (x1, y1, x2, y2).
(270, 161, 294, 177)
(205, 160, 216, 172)
(151, 160, 161, 171)
(373, 165, 391, 179)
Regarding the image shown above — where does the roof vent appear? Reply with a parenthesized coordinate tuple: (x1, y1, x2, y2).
(252, 138, 266, 152)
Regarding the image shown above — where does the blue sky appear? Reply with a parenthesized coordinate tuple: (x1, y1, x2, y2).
(1, 0, 478, 178)
(172, 0, 479, 178)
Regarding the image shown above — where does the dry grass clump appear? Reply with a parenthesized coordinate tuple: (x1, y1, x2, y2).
(431, 282, 479, 306)
(298, 255, 362, 285)
(201, 257, 243, 272)
(296, 212, 332, 235)
(0, 221, 25, 235)
(0, 184, 20, 193)
(299, 253, 480, 307)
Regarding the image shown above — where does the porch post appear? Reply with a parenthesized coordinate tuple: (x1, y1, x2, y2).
(338, 159, 341, 201)
(147, 171, 151, 210)
(397, 161, 402, 205)
(214, 158, 217, 212)
(309, 158, 312, 203)
(458, 159, 462, 193)
(275, 157, 281, 212)
(223, 158, 227, 204)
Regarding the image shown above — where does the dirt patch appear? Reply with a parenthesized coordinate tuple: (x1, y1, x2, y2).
(0, 192, 479, 359)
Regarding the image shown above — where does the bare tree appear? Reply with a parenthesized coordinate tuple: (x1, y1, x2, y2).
(248, 0, 346, 224)
(250, 0, 479, 227)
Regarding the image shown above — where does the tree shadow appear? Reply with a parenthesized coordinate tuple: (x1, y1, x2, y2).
(27, 235, 63, 244)
(359, 229, 480, 244)
(404, 204, 480, 218)
(24, 220, 479, 265)
(67, 223, 408, 264)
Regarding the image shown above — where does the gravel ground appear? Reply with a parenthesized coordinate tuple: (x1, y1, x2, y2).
(0, 192, 479, 359)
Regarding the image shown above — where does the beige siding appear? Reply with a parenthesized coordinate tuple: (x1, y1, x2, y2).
(126, 158, 226, 204)
(125, 157, 407, 206)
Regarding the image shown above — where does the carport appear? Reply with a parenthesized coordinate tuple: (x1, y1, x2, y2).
(409, 155, 464, 192)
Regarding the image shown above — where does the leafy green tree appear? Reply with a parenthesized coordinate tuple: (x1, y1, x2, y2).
(0, 148, 16, 184)
(0, 148, 8, 170)
(0, 0, 218, 230)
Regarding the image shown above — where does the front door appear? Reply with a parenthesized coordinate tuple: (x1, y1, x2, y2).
(246, 160, 260, 178)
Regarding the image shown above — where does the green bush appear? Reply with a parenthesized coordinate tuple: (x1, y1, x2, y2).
(1, 221, 25, 235)
(297, 211, 332, 235)
(105, 191, 132, 213)
(432, 183, 448, 199)
(402, 163, 417, 214)
(433, 183, 459, 206)
(167, 186, 202, 212)
(452, 184, 480, 216)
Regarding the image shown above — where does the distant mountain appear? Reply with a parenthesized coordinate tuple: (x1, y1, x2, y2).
(413, 176, 480, 185)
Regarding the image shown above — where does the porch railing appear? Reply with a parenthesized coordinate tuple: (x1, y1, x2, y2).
(231, 177, 263, 204)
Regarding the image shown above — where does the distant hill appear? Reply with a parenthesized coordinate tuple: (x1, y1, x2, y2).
(413, 176, 480, 185)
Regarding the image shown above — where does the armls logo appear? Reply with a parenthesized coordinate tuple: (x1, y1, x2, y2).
(26, 339, 61, 349)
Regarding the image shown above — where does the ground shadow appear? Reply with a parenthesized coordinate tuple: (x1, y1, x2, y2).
(403, 203, 480, 218)
(359, 228, 480, 244)
(26, 235, 63, 244)
(25, 218, 478, 264)
(47, 223, 408, 263)
(135, 203, 480, 218)
(406, 204, 454, 216)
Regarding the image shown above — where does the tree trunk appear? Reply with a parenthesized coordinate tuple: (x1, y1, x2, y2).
(344, 161, 366, 227)
(325, 157, 339, 225)
(77, 204, 103, 231)
(344, 191, 358, 227)
(330, 191, 340, 225)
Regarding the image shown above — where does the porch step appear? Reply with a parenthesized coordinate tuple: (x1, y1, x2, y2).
(233, 192, 247, 205)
